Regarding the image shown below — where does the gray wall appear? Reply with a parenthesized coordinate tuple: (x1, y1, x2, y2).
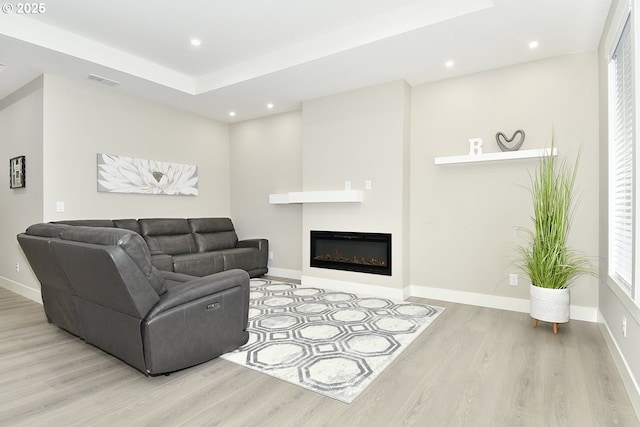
(1, 55, 601, 312)
(229, 111, 303, 276)
(301, 80, 411, 292)
(41, 74, 231, 220)
(0, 74, 233, 298)
(0, 77, 44, 299)
(597, 0, 640, 410)
(410, 52, 600, 313)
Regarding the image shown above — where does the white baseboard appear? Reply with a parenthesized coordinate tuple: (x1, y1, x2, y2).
(599, 313, 640, 420)
(301, 276, 405, 300)
(0, 276, 42, 304)
(570, 305, 599, 322)
(266, 267, 302, 281)
(408, 284, 598, 322)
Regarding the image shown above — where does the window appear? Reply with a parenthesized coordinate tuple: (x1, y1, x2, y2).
(609, 14, 634, 297)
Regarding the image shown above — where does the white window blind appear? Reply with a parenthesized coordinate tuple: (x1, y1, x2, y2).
(610, 15, 634, 294)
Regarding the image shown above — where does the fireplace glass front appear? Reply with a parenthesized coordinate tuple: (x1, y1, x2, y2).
(310, 230, 391, 276)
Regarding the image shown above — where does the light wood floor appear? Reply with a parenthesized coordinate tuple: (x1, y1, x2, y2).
(1, 285, 638, 427)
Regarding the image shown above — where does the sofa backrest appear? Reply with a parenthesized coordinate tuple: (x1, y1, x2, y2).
(113, 218, 141, 234)
(54, 218, 144, 235)
(189, 217, 238, 252)
(139, 218, 197, 256)
(51, 227, 163, 318)
(18, 223, 83, 336)
(55, 219, 115, 228)
(41, 217, 242, 261)
(20, 223, 76, 294)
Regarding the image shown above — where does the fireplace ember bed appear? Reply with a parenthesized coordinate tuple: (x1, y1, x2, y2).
(310, 230, 391, 276)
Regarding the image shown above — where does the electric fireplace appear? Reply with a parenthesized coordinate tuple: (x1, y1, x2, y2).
(310, 230, 391, 276)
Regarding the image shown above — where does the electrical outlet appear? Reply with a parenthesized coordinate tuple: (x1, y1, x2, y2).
(15, 262, 19, 272)
(509, 273, 518, 286)
(622, 316, 627, 338)
(269, 251, 274, 260)
(365, 180, 372, 190)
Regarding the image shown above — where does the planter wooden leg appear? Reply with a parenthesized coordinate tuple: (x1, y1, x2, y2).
(533, 318, 560, 333)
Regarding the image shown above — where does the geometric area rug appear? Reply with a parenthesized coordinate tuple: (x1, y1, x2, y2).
(220, 279, 445, 404)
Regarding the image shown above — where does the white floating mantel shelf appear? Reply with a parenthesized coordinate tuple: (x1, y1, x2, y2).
(434, 148, 557, 165)
(269, 190, 363, 204)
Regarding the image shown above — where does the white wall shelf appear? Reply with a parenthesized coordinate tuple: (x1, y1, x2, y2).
(269, 190, 363, 204)
(434, 148, 557, 165)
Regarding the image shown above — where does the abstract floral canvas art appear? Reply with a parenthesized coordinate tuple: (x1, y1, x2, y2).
(97, 153, 198, 196)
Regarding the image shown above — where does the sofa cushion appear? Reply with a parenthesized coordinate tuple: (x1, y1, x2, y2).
(140, 218, 191, 235)
(189, 218, 238, 252)
(150, 253, 174, 272)
(139, 219, 196, 256)
(173, 252, 224, 277)
(58, 227, 166, 295)
(188, 218, 235, 233)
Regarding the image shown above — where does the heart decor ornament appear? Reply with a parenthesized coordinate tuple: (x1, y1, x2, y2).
(495, 129, 525, 152)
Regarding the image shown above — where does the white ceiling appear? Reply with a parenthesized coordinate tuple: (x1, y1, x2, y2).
(0, 0, 611, 123)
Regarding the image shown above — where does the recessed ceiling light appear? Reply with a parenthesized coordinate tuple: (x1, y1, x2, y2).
(267, 103, 274, 109)
(528, 40, 539, 49)
(445, 60, 454, 68)
(229, 111, 236, 117)
(190, 38, 202, 47)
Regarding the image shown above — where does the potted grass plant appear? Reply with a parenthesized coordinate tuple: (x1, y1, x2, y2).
(518, 138, 595, 334)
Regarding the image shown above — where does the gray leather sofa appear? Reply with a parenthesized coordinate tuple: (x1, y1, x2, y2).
(17, 223, 250, 375)
(55, 217, 268, 278)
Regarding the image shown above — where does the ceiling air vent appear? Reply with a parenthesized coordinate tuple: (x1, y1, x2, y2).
(87, 74, 120, 87)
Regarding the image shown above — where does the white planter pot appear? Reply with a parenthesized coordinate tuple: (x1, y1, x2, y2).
(530, 284, 570, 323)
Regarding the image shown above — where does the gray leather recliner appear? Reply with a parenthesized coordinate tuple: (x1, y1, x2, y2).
(17, 223, 250, 375)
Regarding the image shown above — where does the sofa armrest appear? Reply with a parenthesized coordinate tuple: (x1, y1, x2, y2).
(237, 238, 268, 267)
(142, 268, 250, 374)
(146, 269, 249, 319)
(237, 238, 267, 250)
(158, 270, 196, 283)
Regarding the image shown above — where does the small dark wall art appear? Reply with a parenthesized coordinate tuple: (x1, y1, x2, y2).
(9, 156, 25, 189)
(495, 129, 525, 152)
